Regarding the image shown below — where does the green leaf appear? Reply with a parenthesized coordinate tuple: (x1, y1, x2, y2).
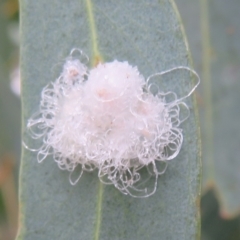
(18, 0, 201, 239)
(176, 0, 240, 217)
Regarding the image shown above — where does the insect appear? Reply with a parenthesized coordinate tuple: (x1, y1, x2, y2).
(25, 49, 200, 198)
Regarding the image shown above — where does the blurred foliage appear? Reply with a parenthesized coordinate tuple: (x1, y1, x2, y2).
(201, 191, 240, 240)
(0, 0, 19, 19)
(0, 0, 20, 239)
(176, 0, 240, 239)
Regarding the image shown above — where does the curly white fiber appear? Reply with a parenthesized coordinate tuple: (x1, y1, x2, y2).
(25, 49, 200, 198)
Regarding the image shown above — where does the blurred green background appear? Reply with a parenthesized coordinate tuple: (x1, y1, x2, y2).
(0, 0, 20, 239)
(0, 0, 240, 239)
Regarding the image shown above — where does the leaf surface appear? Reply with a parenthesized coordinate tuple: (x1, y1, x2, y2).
(18, 0, 201, 239)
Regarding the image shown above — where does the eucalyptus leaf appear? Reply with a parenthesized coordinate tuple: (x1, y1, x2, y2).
(18, 0, 201, 239)
(176, 0, 240, 217)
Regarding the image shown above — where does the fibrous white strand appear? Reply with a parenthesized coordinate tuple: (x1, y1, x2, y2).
(25, 50, 199, 197)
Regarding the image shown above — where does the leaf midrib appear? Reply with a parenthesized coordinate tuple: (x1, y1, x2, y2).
(85, 1, 104, 240)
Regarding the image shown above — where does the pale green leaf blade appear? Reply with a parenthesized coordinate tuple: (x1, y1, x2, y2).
(18, 0, 201, 239)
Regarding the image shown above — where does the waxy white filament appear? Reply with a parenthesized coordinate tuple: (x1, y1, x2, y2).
(25, 49, 200, 198)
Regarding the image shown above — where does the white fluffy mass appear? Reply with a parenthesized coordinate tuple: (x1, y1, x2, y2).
(26, 50, 199, 197)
